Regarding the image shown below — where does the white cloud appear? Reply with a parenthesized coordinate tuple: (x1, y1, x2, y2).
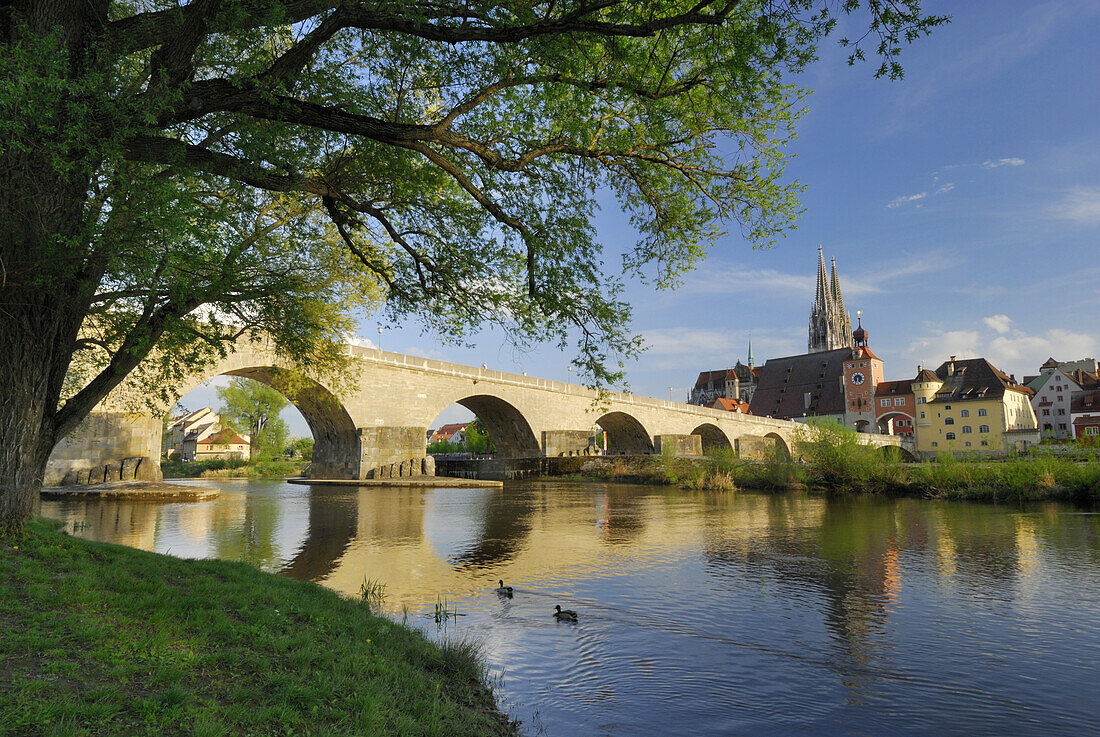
(934, 182, 956, 195)
(688, 256, 957, 300)
(982, 314, 1013, 335)
(906, 318, 1099, 379)
(1049, 186, 1100, 225)
(640, 328, 800, 370)
(981, 157, 1026, 169)
(886, 191, 927, 208)
(343, 332, 377, 349)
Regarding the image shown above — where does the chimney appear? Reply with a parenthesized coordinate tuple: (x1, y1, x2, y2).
(947, 356, 956, 376)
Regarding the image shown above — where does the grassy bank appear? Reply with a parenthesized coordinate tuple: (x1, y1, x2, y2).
(0, 520, 516, 737)
(161, 458, 304, 480)
(575, 425, 1100, 503)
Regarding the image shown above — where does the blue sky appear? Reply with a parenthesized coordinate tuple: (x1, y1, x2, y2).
(184, 1, 1100, 437)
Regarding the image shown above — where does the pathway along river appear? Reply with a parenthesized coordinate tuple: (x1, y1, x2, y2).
(43, 479, 1100, 736)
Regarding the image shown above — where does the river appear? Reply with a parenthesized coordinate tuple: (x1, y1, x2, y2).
(42, 479, 1100, 736)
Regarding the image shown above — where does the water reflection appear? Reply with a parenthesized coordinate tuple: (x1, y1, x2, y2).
(41, 481, 1100, 736)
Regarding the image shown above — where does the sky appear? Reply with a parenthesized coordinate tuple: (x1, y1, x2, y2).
(183, 1, 1100, 438)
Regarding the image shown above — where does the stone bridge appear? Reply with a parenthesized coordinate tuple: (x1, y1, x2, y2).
(45, 339, 906, 485)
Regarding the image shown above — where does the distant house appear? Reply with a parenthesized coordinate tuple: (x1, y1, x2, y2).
(708, 397, 750, 413)
(429, 423, 469, 445)
(165, 407, 218, 458)
(184, 427, 251, 461)
(167, 407, 250, 461)
(1070, 389, 1100, 441)
(1026, 360, 1099, 440)
(874, 378, 916, 436)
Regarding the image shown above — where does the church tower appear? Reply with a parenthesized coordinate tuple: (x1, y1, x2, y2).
(808, 247, 854, 353)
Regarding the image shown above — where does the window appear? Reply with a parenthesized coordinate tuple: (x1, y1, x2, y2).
(1043, 409, 1050, 416)
(962, 426, 972, 434)
(932, 441, 939, 447)
(945, 417, 955, 425)
(979, 425, 990, 433)
(946, 432, 956, 440)
(978, 408, 987, 416)
(1058, 409, 1066, 415)
(920, 411, 926, 419)
(894, 398, 905, 406)
(965, 441, 972, 447)
(880, 399, 890, 407)
(960, 409, 970, 417)
(1057, 396, 1064, 401)
(945, 405, 952, 410)
(1086, 427, 1099, 437)
(981, 440, 989, 446)
(1059, 423, 1067, 431)
(917, 397, 927, 404)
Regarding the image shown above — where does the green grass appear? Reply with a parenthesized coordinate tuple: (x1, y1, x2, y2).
(0, 520, 517, 737)
(161, 458, 304, 480)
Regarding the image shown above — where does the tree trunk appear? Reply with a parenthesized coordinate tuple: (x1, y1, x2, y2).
(0, 308, 68, 532)
(0, 0, 110, 533)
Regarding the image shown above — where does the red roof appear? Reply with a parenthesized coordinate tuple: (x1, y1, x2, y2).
(875, 380, 913, 397)
(709, 397, 750, 413)
(198, 428, 248, 445)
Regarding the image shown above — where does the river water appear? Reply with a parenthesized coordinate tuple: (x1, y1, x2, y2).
(42, 480, 1100, 736)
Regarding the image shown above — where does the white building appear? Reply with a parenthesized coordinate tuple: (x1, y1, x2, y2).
(1028, 368, 1083, 440)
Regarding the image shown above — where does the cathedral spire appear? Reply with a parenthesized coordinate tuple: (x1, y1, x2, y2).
(747, 335, 754, 369)
(830, 256, 845, 315)
(814, 246, 829, 311)
(808, 248, 854, 353)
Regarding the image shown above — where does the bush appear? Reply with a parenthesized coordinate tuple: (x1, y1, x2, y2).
(793, 421, 903, 492)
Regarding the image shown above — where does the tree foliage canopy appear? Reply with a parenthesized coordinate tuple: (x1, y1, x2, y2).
(0, 0, 944, 527)
(217, 377, 290, 460)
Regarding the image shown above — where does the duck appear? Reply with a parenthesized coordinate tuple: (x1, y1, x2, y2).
(554, 605, 578, 622)
(495, 580, 514, 596)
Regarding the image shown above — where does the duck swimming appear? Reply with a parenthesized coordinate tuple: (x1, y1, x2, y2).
(554, 605, 578, 622)
(495, 580, 514, 596)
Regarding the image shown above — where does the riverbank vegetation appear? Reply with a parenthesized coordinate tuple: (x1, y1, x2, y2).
(582, 424, 1100, 503)
(160, 458, 305, 480)
(0, 520, 516, 737)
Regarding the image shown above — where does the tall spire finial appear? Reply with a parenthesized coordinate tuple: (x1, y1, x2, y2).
(747, 333, 754, 368)
(815, 246, 829, 310)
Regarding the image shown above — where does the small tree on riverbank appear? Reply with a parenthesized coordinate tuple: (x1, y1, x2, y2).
(218, 378, 290, 461)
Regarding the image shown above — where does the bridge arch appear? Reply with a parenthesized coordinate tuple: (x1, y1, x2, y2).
(692, 423, 734, 453)
(193, 365, 360, 479)
(596, 412, 654, 454)
(882, 444, 918, 462)
(876, 411, 914, 436)
(764, 431, 791, 459)
(450, 395, 541, 458)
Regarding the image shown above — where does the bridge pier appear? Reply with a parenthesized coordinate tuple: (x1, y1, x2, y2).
(654, 434, 703, 457)
(541, 430, 595, 457)
(356, 426, 427, 479)
(45, 411, 162, 486)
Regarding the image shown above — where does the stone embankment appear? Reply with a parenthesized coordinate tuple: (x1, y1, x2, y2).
(58, 456, 158, 486)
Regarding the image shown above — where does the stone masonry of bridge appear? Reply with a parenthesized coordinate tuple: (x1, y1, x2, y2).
(45, 338, 904, 485)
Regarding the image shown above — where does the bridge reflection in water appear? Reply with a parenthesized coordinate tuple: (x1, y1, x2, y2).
(41, 481, 1100, 737)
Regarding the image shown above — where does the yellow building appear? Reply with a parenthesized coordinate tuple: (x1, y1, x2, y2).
(912, 356, 1039, 455)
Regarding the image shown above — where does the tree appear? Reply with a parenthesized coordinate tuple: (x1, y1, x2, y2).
(289, 436, 314, 461)
(0, 1, 945, 530)
(217, 377, 290, 461)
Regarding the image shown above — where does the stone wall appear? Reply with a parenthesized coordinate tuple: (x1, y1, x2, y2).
(45, 411, 162, 486)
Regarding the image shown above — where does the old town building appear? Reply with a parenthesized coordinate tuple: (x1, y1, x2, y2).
(911, 356, 1039, 454)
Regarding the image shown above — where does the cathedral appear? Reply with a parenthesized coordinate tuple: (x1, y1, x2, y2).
(808, 246, 853, 353)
